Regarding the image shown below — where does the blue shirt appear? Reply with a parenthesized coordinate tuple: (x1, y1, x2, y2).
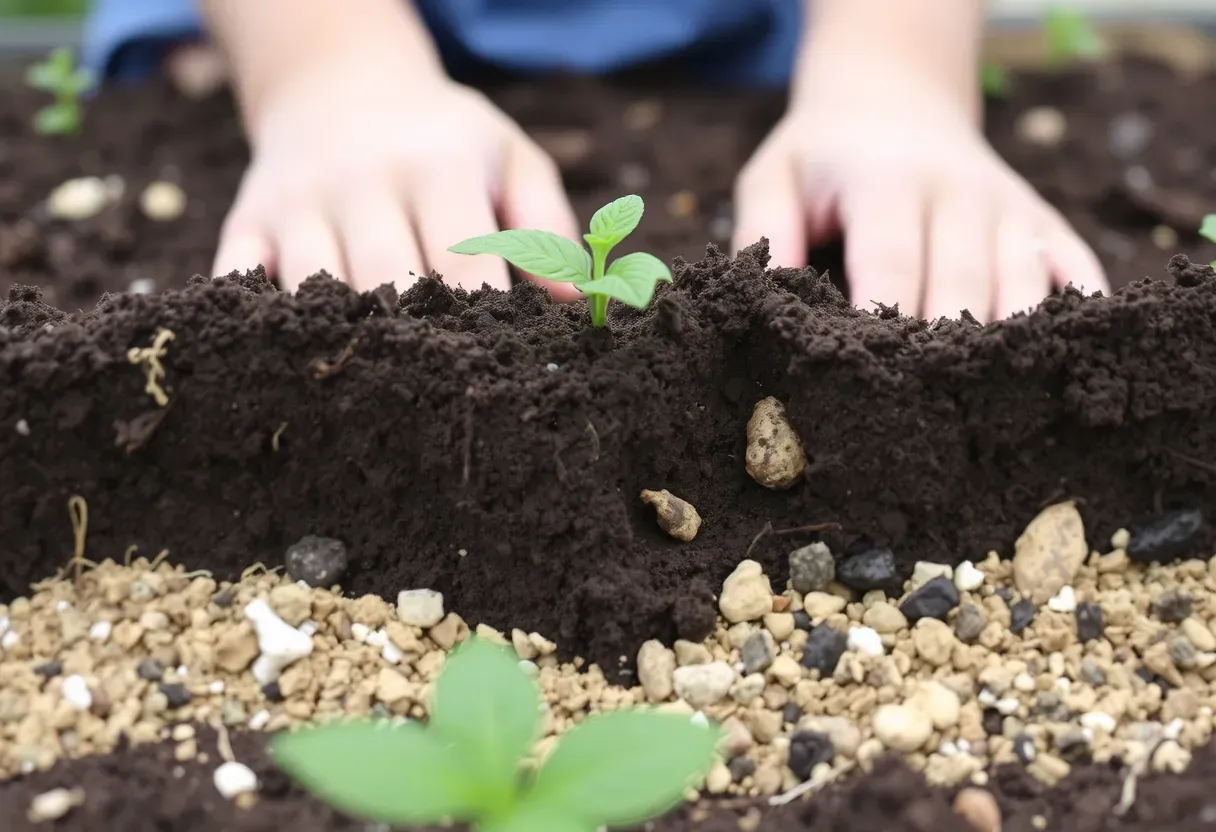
(83, 0, 802, 87)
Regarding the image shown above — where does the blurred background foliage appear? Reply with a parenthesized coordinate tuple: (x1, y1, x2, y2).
(0, 0, 88, 17)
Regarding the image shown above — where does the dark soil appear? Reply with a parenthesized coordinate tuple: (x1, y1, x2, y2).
(6, 723, 1216, 832)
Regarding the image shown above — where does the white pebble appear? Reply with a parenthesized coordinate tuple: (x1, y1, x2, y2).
(209, 680, 225, 694)
(56, 600, 71, 611)
(248, 710, 270, 730)
(1165, 718, 1184, 740)
(397, 589, 445, 628)
(381, 642, 405, 665)
(127, 277, 156, 295)
(691, 711, 709, 728)
(213, 761, 258, 799)
(546, 363, 560, 372)
(953, 561, 985, 592)
(139, 180, 187, 222)
(0, 616, 8, 636)
(245, 599, 314, 686)
(350, 623, 370, 643)
(15, 419, 30, 436)
(299, 621, 318, 636)
(847, 626, 885, 657)
(911, 562, 953, 588)
(995, 698, 1020, 715)
(27, 787, 84, 822)
(366, 628, 388, 648)
(88, 620, 112, 643)
(939, 740, 959, 756)
(1080, 711, 1117, 734)
(977, 689, 997, 706)
(48, 176, 108, 221)
(1, 629, 18, 650)
(62, 675, 92, 710)
(1048, 585, 1077, 613)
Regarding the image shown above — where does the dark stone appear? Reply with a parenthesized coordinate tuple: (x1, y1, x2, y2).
(801, 624, 847, 677)
(836, 548, 902, 593)
(1135, 666, 1174, 691)
(262, 682, 284, 703)
(1149, 588, 1193, 623)
(995, 587, 1015, 605)
(782, 702, 804, 725)
(1013, 733, 1036, 764)
(954, 604, 986, 643)
(1127, 508, 1205, 564)
(789, 542, 835, 594)
(1075, 603, 1104, 642)
(898, 576, 959, 623)
(787, 730, 835, 780)
(136, 658, 164, 681)
(740, 630, 775, 674)
(211, 588, 234, 608)
(1055, 730, 1092, 761)
(158, 683, 192, 709)
(982, 708, 1004, 736)
(727, 755, 756, 782)
(285, 534, 350, 588)
(34, 659, 62, 678)
(1010, 599, 1037, 634)
(792, 610, 813, 632)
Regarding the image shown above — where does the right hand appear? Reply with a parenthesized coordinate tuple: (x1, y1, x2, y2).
(210, 42, 582, 299)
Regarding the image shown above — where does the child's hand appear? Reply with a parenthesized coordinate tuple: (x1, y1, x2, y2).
(212, 43, 581, 299)
(732, 54, 1109, 322)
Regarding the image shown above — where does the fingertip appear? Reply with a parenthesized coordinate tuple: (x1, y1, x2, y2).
(213, 230, 275, 282)
(732, 162, 806, 268)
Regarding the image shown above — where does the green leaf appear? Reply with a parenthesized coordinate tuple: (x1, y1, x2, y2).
(33, 105, 77, 136)
(576, 251, 671, 310)
(979, 62, 1010, 99)
(478, 797, 597, 832)
(1044, 5, 1104, 64)
(529, 710, 720, 827)
(586, 195, 644, 249)
(63, 68, 96, 96)
(1200, 215, 1216, 244)
(428, 638, 542, 812)
(271, 719, 479, 825)
(448, 229, 590, 283)
(25, 62, 62, 92)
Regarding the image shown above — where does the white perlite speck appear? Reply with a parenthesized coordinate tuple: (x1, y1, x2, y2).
(1048, 585, 1077, 613)
(397, 589, 445, 628)
(953, 561, 985, 592)
(213, 761, 258, 799)
(1, 629, 17, 650)
(846, 626, 884, 657)
(244, 599, 314, 686)
(88, 620, 112, 643)
(27, 787, 85, 822)
(911, 562, 953, 588)
(15, 419, 30, 436)
(62, 675, 92, 710)
(47, 176, 108, 221)
(1081, 711, 1117, 734)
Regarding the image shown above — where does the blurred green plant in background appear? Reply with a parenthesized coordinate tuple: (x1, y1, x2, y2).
(0, 0, 88, 18)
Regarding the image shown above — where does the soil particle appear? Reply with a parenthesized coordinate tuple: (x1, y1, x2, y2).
(283, 537, 348, 589)
(640, 488, 703, 542)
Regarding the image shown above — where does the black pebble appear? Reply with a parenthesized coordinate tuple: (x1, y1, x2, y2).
(1135, 666, 1174, 691)
(995, 587, 1015, 605)
(727, 755, 756, 782)
(1013, 733, 1036, 764)
(1149, 589, 1193, 623)
(262, 682, 284, 703)
(836, 548, 903, 593)
(159, 683, 192, 709)
(34, 659, 63, 678)
(982, 708, 1004, 736)
(782, 702, 804, 724)
(1075, 603, 1104, 642)
(211, 588, 235, 608)
(1010, 599, 1037, 634)
(792, 610, 813, 632)
(787, 730, 835, 780)
(899, 576, 959, 622)
(285, 534, 350, 588)
(136, 658, 164, 681)
(1127, 508, 1204, 564)
(801, 624, 847, 677)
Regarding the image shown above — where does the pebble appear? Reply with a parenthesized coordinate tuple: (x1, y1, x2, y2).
(1127, 509, 1204, 564)
(787, 730, 835, 780)
(160, 683, 192, 709)
(911, 561, 953, 589)
(1047, 585, 1077, 613)
(727, 755, 756, 782)
(214, 761, 259, 799)
(953, 561, 985, 592)
(1080, 711, 1116, 734)
(862, 602, 907, 634)
(284, 535, 349, 588)
(34, 659, 63, 678)
(128, 277, 156, 295)
(1012, 501, 1087, 604)
(800, 716, 861, 759)
(954, 604, 987, 643)
(912, 619, 956, 667)
(245, 599, 314, 685)
(953, 787, 1002, 832)
(801, 624, 847, 677)
(88, 620, 112, 643)
(61, 675, 92, 710)
(802, 592, 847, 620)
(1016, 106, 1067, 147)
(731, 673, 767, 702)
(1149, 588, 1193, 623)
(397, 589, 445, 628)
(672, 661, 735, 708)
(873, 704, 933, 752)
(1075, 602, 1104, 642)
(766, 655, 802, 688)
(1182, 617, 1216, 652)
(139, 181, 187, 221)
(27, 787, 85, 823)
(763, 612, 795, 640)
(900, 576, 960, 622)
(1107, 110, 1154, 159)
(1079, 658, 1107, 686)
(846, 626, 884, 657)
(637, 640, 676, 702)
(916, 681, 962, 730)
(788, 542, 835, 594)
(268, 583, 312, 627)
(836, 547, 902, 592)
(719, 560, 774, 623)
(741, 630, 776, 673)
(1009, 600, 1037, 634)
(47, 176, 108, 221)
(791, 609, 813, 631)
(704, 762, 732, 794)
(1013, 733, 1036, 763)
(136, 657, 164, 681)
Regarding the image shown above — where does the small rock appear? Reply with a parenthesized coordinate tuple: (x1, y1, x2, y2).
(955, 604, 987, 643)
(374, 668, 413, 704)
(675, 640, 712, 666)
(911, 561, 953, 588)
(1009, 599, 1037, 634)
(704, 762, 732, 794)
(673, 661, 736, 708)
(1127, 509, 1204, 564)
(912, 618, 956, 667)
(731, 673, 768, 702)
(128, 277, 156, 295)
(727, 755, 756, 782)
(789, 542, 835, 593)
(1079, 658, 1107, 687)
(397, 589, 445, 628)
(802, 592, 847, 620)
(34, 659, 63, 678)
(913, 680, 961, 730)
(27, 787, 85, 823)
(1149, 589, 1193, 623)
(1012, 501, 1087, 604)
(766, 655, 802, 688)
(792, 610, 813, 631)
(139, 181, 187, 222)
(1182, 617, 1216, 652)
(640, 489, 702, 541)
(261, 682, 284, 703)
(719, 560, 773, 623)
(781, 702, 803, 725)
(216, 624, 260, 673)
(847, 626, 884, 657)
(268, 583, 312, 627)
(787, 730, 835, 780)
(220, 699, 248, 726)
(159, 683, 192, 709)
(1012, 733, 1036, 763)
(873, 704, 933, 752)
(1075, 602, 1104, 642)
(863, 602, 908, 634)
(1107, 110, 1154, 160)
(763, 612, 795, 640)
(741, 630, 776, 673)
(954, 787, 1002, 832)
(953, 561, 985, 592)
(800, 716, 861, 759)
(1047, 585, 1076, 613)
(637, 640, 676, 702)
(284, 535, 349, 588)
(136, 658, 164, 681)
(47, 176, 108, 221)
(245, 599, 314, 686)
(801, 624, 847, 677)
(837, 548, 902, 593)
(1016, 106, 1067, 147)
(214, 761, 259, 799)
(744, 397, 807, 489)
(899, 576, 960, 622)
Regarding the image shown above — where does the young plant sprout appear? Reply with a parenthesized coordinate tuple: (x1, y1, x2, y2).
(980, 61, 1011, 99)
(1201, 215, 1216, 267)
(1043, 5, 1105, 66)
(272, 638, 720, 831)
(449, 194, 672, 327)
(25, 47, 95, 136)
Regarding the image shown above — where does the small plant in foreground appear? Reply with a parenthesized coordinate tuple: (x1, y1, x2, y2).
(980, 61, 1011, 99)
(449, 194, 672, 327)
(272, 638, 720, 831)
(1201, 215, 1216, 267)
(25, 46, 95, 136)
(1043, 5, 1105, 66)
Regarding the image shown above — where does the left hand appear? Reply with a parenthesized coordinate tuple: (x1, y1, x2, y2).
(732, 54, 1109, 322)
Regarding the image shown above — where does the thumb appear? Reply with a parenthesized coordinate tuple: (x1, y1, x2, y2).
(497, 136, 584, 303)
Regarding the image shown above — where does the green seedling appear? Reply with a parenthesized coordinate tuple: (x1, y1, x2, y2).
(1043, 5, 1106, 66)
(449, 194, 672, 327)
(272, 638, 720, 832)
(980, 61, 1011, 99)
(25, 46, 95, 136)
(1201, 215, 1216, 267)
